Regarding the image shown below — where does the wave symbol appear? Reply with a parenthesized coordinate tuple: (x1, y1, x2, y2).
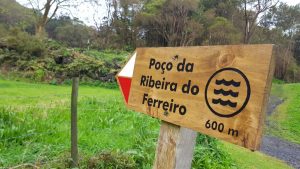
(214, 89, 239, 97)
(212, 98, 237, 108)
(215, 79, 240, 87)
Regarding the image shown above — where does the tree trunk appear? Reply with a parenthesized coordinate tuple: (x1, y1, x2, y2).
(35, 24, 46, 39)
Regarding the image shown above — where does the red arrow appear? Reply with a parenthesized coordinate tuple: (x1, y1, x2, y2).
(116, 52, 137, 104)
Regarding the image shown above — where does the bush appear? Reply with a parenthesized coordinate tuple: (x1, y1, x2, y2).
(4, 28, 46, 57)
(65, 53, 108, 78)
(192, 134, 235, 168)
(284, 61, 300, 82)
(0, 27, 126, 84)
(0, 24, 9, 37)
(33, 69, 45, 81)
(272, 78, 285, 84)
(88, 151, 137, 169)
(83, 49, 128, 64)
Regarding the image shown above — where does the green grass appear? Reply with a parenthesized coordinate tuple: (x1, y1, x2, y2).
(0, 79, 159, 168)
(267, 83, 300, 144)
(222, 142, 292, 169)
(83, 49, 130, 63)
(0, 79, 292, 168)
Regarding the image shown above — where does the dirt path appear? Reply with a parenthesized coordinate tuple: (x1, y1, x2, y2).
(260, 96, 300, 169)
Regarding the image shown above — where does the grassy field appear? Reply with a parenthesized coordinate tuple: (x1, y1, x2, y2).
(0, 79, 292, 168)
(267, 82, 300, 144)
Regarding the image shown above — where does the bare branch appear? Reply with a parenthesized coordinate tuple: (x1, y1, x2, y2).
(48, 5, 59, 21)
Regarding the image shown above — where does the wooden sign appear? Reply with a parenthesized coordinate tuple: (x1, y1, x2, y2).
(117, 45, 275, 150)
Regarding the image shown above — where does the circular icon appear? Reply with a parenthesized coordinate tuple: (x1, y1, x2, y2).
(205, 67, 251, 118)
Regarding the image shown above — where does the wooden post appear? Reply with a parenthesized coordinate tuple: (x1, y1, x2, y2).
(71, 77, 79, 168)
(153, 121, 197, 169)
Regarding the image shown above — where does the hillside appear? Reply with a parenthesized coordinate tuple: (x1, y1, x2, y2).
(0, 0, 34, 27)
(0, 27, 128, 84)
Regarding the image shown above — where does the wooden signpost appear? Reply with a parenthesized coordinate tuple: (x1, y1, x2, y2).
(116, 44, 275, 168)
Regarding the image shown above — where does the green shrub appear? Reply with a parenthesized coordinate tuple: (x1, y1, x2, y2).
(65, 53, 108, 78)
(0, 30, 126, 83)
(83, 49, 127, 64)
(284, 60, 300, 83)
(192, 134, 235, 169)
(33, 69, 45, 81)
(63, 49, 71, 57)
(0, 24, 9, 37)
(47, 39, 63, 50)
(5, 28, 46, 57)
(49, 79, 58, 85)
(272, 78, 285, 84)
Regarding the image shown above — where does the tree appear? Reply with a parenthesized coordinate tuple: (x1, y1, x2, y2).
(92, 0, 143, 49)
(55, 21, 91, 48)
(241, 0, 278, 43)
(294, 34, 300, 64)
(46, 15, 73, 38)
(207, 17, 241, 45)
(261, 3, 300, 63)
(258, 3, 300, 81)
(26, 0, 97, 38)
(139, 0, 203, 47)
(262, 3, 300, 37)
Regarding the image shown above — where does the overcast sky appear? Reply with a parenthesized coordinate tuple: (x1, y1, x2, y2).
(16, 0, 106, 26)
(16, 0, 300, 26)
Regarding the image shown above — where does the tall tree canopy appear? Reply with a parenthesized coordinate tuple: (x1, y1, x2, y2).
(26, 0, 97, 38)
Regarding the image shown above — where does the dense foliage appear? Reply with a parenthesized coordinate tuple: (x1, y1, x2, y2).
(1, 0, 299, 82)
(0, 27, 127, 84)
(94, 0, 300, 82)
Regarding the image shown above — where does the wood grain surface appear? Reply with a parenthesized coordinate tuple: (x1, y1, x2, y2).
(153, 122, 197, 169)
(125, 44, 275, 150)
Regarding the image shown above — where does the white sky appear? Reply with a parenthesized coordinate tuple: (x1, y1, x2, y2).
(282, 0, 300, 5)
(16, 0, 107, 26)
(16, 0, 300, 26)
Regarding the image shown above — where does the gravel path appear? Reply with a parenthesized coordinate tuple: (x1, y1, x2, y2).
(261, 136, 300, 169)
(260, 96, 300, 169)
(266, 96, 284, 116)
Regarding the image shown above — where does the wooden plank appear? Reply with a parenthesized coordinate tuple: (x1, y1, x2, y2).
(153, 121, 197, 169)
(71, 77, 79, 168)
(254, 46, 276, 150)
(174, 127, 197, 169)
(122, 44, 275, 150)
